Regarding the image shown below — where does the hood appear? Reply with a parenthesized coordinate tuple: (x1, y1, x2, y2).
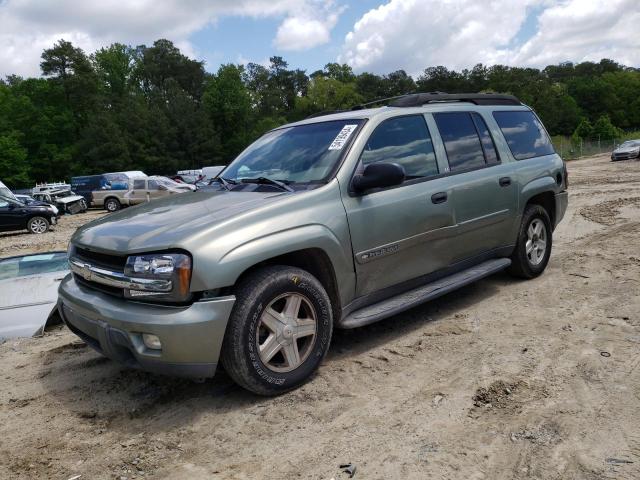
(615, 146, 640, 154)
(56, 195, 84, 204)
(72, 190, 290, 253)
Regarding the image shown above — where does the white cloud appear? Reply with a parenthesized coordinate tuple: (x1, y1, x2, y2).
(273, 1, 343, 51)
(510, 0, 640, 67)
(0, 0, 343, 77)
(338, 0, 640, 75)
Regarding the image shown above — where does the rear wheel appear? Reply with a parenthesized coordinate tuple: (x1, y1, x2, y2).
(508, 204, 552, 279)
(105, 198, 121, 212)
(221, 265, 333, 395)
(27, 216, 50, 234)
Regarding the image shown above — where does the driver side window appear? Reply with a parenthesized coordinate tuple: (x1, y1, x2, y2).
(360, 115, 439, 180)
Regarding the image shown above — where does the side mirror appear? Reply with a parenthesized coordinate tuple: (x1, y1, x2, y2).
(352, 162, 405, 193)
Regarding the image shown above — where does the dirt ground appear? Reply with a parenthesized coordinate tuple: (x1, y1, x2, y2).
(1, 153, 640, 480)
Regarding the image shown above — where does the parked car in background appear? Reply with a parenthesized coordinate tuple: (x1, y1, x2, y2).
(202, 166, 225, 181)
(32, 183, 88, 214)
(93, 175, 194, 211)
(0, 194, 59, 234)
(0, 251, 68, 339)
(611, 140, 640, 161)
(71, 171, 146, 205)
(60, 92, 568, 395)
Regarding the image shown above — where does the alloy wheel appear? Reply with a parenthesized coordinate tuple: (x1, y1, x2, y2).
(30, 218, 47, 234)
(526, 218, 547, 266)
(256, 292, 317, 373)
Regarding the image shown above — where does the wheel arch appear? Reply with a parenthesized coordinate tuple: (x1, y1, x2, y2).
(520, 177, 557, 228)
(229, 248, 342, 323)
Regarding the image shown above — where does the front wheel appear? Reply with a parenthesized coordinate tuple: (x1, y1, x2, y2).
(221, 266, 333, 396)
(508, 204, 552, 279)
(27, 216, 50, 234)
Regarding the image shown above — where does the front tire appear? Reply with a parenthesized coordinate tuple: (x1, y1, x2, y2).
(221, 266, 333, 396)
(27, 216, 50, 234)
(508, 204, 552, 279)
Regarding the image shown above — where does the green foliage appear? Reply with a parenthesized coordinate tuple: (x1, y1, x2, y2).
(1, 41, 639, 188)
(0, 134, 30, 187)
(592, 115, 623, 140)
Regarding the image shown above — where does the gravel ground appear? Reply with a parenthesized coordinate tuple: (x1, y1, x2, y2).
(0, 210, 107, 257)
(1, 153, 640, 479)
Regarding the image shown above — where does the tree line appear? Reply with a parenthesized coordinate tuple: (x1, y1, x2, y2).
(1, 39, 639, 188)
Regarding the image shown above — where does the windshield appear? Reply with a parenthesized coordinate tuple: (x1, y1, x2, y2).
(221, 120, 363, 184)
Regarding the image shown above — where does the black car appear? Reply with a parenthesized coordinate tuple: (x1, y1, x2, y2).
(0, 195, 59, 234)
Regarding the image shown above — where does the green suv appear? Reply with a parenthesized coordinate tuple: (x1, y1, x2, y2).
(58, 93, 568, 395)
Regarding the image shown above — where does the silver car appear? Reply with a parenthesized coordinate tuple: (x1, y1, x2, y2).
(611, 140, 640, 161)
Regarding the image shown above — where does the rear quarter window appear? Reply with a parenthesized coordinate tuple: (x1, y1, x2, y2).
(493, 111, 555, 160)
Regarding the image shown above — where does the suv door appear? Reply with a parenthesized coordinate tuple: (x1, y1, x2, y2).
(432, 111, 517, 262)
(147, 179, 164, 200)
(342, 115, 457, 297)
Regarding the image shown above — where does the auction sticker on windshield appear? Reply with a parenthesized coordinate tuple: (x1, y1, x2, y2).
(328, 125, 358, 150)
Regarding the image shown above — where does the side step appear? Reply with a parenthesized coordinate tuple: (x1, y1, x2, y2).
(339, 258, 511, 329)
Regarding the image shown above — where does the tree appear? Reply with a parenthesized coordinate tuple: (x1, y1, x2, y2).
(592, 115, 622, 140)
(0, 134, 30, 187)
(203, 64, 252, 162)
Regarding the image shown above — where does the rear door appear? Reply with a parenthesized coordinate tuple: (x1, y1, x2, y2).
(432, 111, 517, 262)
(342, 114, 456, 297)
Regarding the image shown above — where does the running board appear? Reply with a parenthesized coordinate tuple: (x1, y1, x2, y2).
(338, 258, 511, 329)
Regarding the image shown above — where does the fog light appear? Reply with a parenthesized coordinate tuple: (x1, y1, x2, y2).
(142, 333, 162, 350)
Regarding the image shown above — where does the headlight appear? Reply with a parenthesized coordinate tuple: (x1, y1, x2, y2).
(123, 252, 192, 302)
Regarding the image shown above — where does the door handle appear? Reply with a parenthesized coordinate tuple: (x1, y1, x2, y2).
(499, 177, 512, 187)
(431, 192, 448, 204)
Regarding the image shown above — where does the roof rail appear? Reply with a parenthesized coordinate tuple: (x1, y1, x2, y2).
(389, 92, 521, 107)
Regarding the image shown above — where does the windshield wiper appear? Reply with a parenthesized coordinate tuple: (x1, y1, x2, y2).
(209, 176, 237, 191)
(241, 177, 294, 192)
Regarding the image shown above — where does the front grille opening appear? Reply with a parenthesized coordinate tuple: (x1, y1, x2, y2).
(74, 247, 127, 271)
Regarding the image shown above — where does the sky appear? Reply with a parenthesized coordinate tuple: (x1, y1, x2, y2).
(0, 0, 639, 78)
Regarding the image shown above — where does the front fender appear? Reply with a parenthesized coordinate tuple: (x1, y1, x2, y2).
(197, 224, 355, 305)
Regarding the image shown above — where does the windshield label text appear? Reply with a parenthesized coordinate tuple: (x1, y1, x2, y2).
(328, 125, 358, 151)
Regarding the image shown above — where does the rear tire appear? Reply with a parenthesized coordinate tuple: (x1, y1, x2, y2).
(105, 198, 121, 212)
(508, 204, 552, 279)
(220, 265, 333, 396)
(27, 216, 50, 234)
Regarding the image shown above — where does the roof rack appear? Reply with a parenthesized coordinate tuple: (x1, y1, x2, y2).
(389, 92, 521, 107)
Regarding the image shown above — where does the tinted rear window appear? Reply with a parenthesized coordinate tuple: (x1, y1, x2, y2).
(493, 111, 554, 160)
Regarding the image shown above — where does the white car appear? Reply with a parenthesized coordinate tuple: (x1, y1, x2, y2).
(0, 252, 68, 339)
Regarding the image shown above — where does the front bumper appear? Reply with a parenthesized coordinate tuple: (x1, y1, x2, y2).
(58, 275, 235, 378)
(554, 190, 568, 228)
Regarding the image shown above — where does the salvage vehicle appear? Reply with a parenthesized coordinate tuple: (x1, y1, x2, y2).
(59, 93, 568, 395)
(93, 176, 194, 212)
(0, 194, 59, 234)
(32, 183, 88, 214)
(611, 140, 640, 161)
(0, 252, 68, 339)
(71, 171, 147, 205)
